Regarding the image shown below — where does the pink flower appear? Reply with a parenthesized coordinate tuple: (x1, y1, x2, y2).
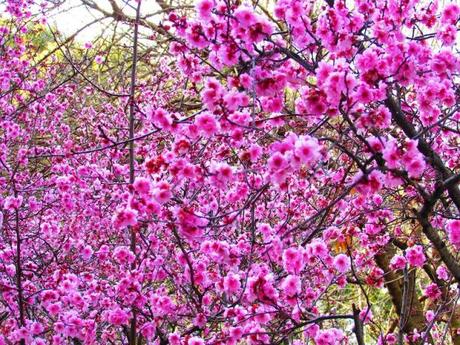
(195, 112, 219, 137)
(133, 177, 151, 194)
(359, 308, 373, 323)
(176, 207, 206, 239)
(188, 336, 205, 345)
(354, 83, 374, 103)
(268, 152, 288, 171)
(281, 275, 301, 297)
(282, 247, 304, 274)
(310, 239, 328, 258)
(191, 314, 205, 328)
(107, 308, 130, 325)
(219, 45, 240, 67)
(149, 107, 173, 130)
(249, 144, 262, 162)
(382, 139, 401, 169)
(146, 200, 161, 215)
(81, 245, 93, 260)
(186, 23, 209, 49)
(234, 7, 257, 27)
(153, 182, 172, 204)
(436, 266, 449, 280)
(402, 140, 426, 178)
(447, 219, 460, 247)
(389, 255, 406, 270)
(113, 246, 136, 265)
(425, 310, 435, 322)
(46, 303, 61, 316)
(333, 254, 351, 273)
(405, 158, 426, 178)
(437, 25, 457, 46)
(140, 322, 156, 339)
(201, 78, 224, 110)
(211, 162, 234, 189)
(196, 0, 214, 20)
(112, 208, 138, 228)
(223, 273, 241, 295)
(168, 333, 181, 345)
(382, 333, 397, 345)
(424, 283, 442, 300)
(229, 327, 243, 341)
(294, 136, 320, 165)
(366, 105, 391, 129)
(441, 4, 460, 24)
(4, 196, 23, 210)
(405, 245, 426, 268)
(315, 328, 344, 345)
(247, 275, 278, 302)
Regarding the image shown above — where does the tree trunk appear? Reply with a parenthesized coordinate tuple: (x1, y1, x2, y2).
(375, 244, 425, 341)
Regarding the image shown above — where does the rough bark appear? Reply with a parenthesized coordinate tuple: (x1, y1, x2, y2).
(375, 244, 425, 339)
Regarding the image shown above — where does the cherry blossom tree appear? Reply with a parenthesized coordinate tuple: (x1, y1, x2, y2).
(1, 0, 460, 344)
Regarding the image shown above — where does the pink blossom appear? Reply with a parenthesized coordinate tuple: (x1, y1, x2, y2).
(248, 144, 262, 162)
(441, 4, 460, 24)
(196, 0, 214, 20)
(153, 182, 172, 204)
(1, 0, 460, 341)
(211, 162, 234, 188)
(188, 336, 205, 345)
(425, 310, 435, 322)
(47, 303, 61, 316)
(281, 275, 301, 297)
(282, 247, 304, 274)
(333, 254, 351, 273)
(405, 245, 426, 268)
(176, 208, 206, 239)
(294, 136, 321, 165)
(195, 112, 219, 137)
(149, 107, 173, 130)
(424, 283, 442, 300)
(133, 177, 151, 195)
(81, 245, 93, 260)
(223, 273, 241, 295)
(436, 266, 449, 280)
(201, 78, 224, 110)
(107, 308, 130, 326)
(382, 139, 401, 169)
(268, 152, 288, 171)
(446, 219, 460, 247)
(314, 328, 344, 345)
(113, 246, 136, 265)
(359, 308, 373, 323)
(4, 196, 23, 210)
(186, 23, 209, 49)
(168, 333, 181, 345)
(234, 7, 257, 27)
(437, 25, 457, 46)
(140, 322, 156, 339)
(389, 255, 406, 270)
(112, 207, 138, 228)
(402, 140, 426, 178)
(219, 45, 240, 67)
(310, 239, 329, 259)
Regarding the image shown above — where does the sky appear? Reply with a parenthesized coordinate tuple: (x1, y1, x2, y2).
(48, 0, 100, 41)
(47, 0, 163, 41)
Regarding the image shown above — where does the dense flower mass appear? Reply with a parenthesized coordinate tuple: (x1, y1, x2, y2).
(0, 0, 460, 344)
